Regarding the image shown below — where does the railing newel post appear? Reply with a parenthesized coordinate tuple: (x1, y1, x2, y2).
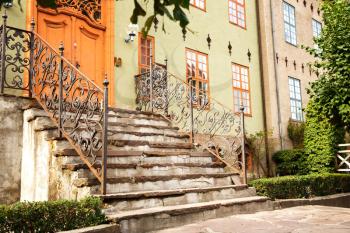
(58, 42, 64, 138)
(189, 77, 194, 144)
(0, 10, 8, 94)
(149, 55, 154, 113)
(240, 106, 247, 185)
(29, 18, 35, 98)
(102, 76, 109, 195)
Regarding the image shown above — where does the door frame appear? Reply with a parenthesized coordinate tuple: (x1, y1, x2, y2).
(26, 0, 115, 105)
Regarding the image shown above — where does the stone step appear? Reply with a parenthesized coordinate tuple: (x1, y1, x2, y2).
(73, 173, 239, 194)
(108, 112, 170, 127)
(107, 130, 190, 143)
(63, 162, 226, 177)
(107, 196, 272, 233)
(108, 107, 166, 120)
(108, 122, 180, 135)
(99, 185, 255, 212)
(108, 140, 193, 152)
(54, 149, 215, 165)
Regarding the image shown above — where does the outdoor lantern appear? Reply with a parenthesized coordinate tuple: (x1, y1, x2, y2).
(125, 23, 139, 43)
(3, 0, 13, 8)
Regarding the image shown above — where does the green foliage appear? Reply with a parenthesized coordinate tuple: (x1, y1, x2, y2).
(272, 149, 308, 176)
(304, 101, 345, 174)
(249, 173, 350, 200)
(287, 120, 305, 148)
(0, 197, 107, 233)
(306, 0, 350, 128)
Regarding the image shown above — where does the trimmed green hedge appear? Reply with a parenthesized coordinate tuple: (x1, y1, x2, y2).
(249, 173, 350, 200)
(272, 149, 308, 176)
(0, 197, 107, 233)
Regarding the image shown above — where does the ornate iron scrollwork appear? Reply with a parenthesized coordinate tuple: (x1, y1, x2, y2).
(56, 0, 102, 23)
(135, 64, 244, 173)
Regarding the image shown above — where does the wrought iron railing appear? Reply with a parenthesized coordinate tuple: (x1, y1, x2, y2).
(135, 63, 247, 183)
(0, 13, 109, 194)
(336, 144, 350, 172)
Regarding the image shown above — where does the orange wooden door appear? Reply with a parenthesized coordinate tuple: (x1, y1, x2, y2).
(37, 11, 105, 88)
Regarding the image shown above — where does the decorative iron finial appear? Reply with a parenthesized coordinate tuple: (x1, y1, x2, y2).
(228, 41, 232, 56)
(293, 60, 297, 70)
(59, 41, 64, 56)
(103, 75, 109, 87)
(310, 3, 314, 12)
(247, 49, 252, 62)
(153, 16, 159, 32)
(301, 63, 305, 73)
(2, 10, 8, 22)
(30, 17, 35, 31)
(206, 34, 212, 50)
(182, 28, 187, 41)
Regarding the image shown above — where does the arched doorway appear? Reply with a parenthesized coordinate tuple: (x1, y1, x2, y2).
(27, 0, 115, 104)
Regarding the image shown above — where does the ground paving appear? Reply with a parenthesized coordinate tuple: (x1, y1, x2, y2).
(152, 205, 350, 233)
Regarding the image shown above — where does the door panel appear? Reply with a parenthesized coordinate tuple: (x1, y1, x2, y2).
(37, 12, 72, 61)
(75, 20, 104, 86)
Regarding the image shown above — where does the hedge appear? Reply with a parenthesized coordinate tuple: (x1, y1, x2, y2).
(0, 197, 107, 233)
(272, 149, 308, 176)
(249, 173, 350, 200)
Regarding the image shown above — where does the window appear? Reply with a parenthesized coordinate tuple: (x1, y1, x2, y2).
(190, 0, 206, 11)
(138, 34, 155, 74)
(283, 2, 297, 45)
(232, 63, 251, 115)
(229, 0, 246, 28)
(186, 49, 209, 108)
(288, 77, 303, 121)
(312, 19, 322, 38)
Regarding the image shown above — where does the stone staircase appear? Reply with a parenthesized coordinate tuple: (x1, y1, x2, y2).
(22, 106, 272, 233)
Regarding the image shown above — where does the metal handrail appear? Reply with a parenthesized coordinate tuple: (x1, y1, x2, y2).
(0, 14, 109, 194)
(135, 62, 247, 183)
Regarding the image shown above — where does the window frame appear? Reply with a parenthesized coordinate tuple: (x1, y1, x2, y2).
(312, 19, 322, 38)
(190, 0, 206, 12)
(232, 63, 252, 116)
(228, 0, 247, 29)
(283, 1, 297, 46)
(288, 77, 303, 121)
(138, 33, 155, 74)
(185, 48, 210, 109)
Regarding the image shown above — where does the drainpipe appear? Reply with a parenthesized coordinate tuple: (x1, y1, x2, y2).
(269, 0, 284, 150)
(255, 0, 271, 176)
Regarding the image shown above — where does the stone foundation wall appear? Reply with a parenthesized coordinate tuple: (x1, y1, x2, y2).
(0, 95, 34, 204)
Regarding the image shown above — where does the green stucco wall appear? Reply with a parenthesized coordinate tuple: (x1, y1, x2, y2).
(0, 1, 27, 29)
(114, 0, 264, 134)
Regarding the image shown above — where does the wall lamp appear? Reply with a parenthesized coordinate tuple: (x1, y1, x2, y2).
(125, 23, 139, 43)
(3, 0, 13, 8)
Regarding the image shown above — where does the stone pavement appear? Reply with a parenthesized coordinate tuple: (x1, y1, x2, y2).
(152, 205, 350, 233)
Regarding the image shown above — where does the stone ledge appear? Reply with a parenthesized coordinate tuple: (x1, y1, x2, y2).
(58, 224, 119, 233)
(273, 192, 350, 209)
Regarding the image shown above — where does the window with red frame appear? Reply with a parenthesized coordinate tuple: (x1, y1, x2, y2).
(186, 49, 210, 108)
(190, 0, 206, 11)
(138, 34, 155, 74)
(232, 63, 251, 114)
(229, 0, 246, 28)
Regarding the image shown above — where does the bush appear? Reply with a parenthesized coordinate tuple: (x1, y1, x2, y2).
(304, 101, 345, 173)
(272, 149, 308, 176)
(287, 120, 305, 148)
(0, 197, 107, 233)
(249, 173, 350, 200)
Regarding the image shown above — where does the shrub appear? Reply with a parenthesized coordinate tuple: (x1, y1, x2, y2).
(0, 197, 107, 233)
(272, 149, 308, 176)
(287, 120, 305, 148)
(304, 101, 345, 174)
(249, 173, 350, 200)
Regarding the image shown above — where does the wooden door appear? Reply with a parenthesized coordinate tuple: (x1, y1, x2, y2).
(37, 10, 105, 88)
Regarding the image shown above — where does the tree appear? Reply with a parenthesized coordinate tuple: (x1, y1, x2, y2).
(0, 0, 190, 34)
(306, 0, 350, 129)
